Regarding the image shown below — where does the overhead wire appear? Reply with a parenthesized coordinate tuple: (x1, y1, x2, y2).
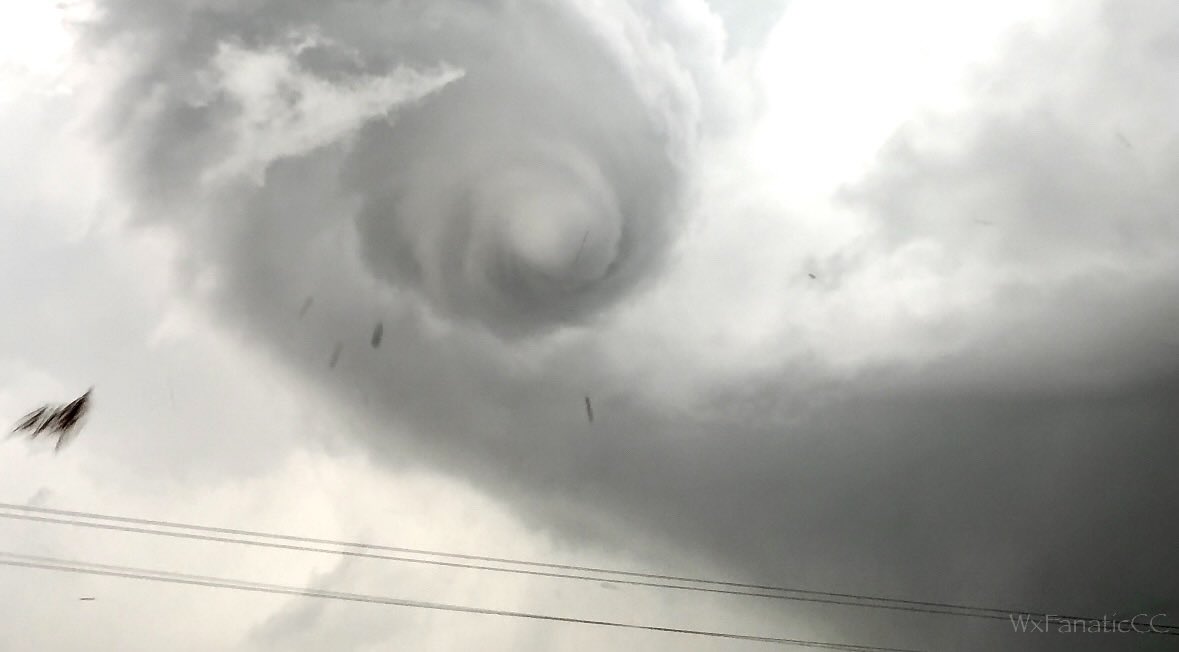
(0, 551, 926, 652)
(0, 510, 1022, 620)
(1, 503, 1173, 635)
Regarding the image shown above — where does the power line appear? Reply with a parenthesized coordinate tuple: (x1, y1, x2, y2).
(0, 551, 925, 652)
(2, 503, 1174, 636)
(0, 511, 1012, 621)
(0, 503, 1045, 616)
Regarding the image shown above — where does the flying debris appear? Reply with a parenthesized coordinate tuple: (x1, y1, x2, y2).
(573, 229, 589, 267)
(298, 296, 314, 318)
(585, 396, 594, 423)
(371, 322, 384, 349)
(807, 273, 816, 279)
(10, 388, 93, 453)
(78, 597, 96, 601)
(329, 342, 344, 369)
(1116, 131, 1134, 149)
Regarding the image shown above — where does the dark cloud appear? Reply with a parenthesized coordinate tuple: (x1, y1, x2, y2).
(80, 0, 1178, 649)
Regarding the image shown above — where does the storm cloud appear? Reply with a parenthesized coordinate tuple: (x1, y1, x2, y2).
(55, 0, 1179, 649)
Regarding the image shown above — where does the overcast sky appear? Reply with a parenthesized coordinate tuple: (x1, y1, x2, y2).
(1, 1, 1176, 650)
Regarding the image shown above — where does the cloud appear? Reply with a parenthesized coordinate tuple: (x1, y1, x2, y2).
(837, 0, 1179, 390)
(40, 0, 1179, 649)
(83, 0, 750, 338)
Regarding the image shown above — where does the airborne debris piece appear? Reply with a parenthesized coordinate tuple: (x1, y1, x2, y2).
(371, 322, 384, 348)
(807, 273, 816, 279)
(1116, 131, 1134, 149)
(329, 342, 343, 369)
(585, 396, 594, 423)
(573, 230, 589, 267)
(11, 388, 93, 453)
(78, 597, 95, 601)
(298, 296, 314, 318)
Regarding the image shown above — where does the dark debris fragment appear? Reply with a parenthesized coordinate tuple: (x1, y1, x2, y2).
(298, 296, 314, 318)
(11, 388, 93, 453)
(371, 322, 384, 348)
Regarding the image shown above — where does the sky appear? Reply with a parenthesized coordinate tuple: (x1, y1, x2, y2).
(1, 1, 1176, 650)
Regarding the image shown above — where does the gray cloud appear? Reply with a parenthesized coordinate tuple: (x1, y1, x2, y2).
(84, 0, 744, 338)
(74, 0, 1179, 649)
